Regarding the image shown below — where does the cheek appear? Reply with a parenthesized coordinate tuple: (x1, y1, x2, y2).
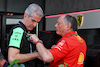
(28, 21, 33, 26)
(59, 26, 63, 30)
(26, 23, 30, 27)
(59, 26, 65, 32)
(57, 27, 62, 33)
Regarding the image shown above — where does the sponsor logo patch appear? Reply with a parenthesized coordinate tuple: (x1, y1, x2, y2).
(55, 40, 65, 51)
(77, 52, 84, 64)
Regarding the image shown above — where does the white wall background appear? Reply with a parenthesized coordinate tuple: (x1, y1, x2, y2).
(6, 18, 22, 25)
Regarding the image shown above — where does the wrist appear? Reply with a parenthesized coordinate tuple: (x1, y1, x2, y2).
(35, 40, 43, 45)
(35, 41, 39, 45)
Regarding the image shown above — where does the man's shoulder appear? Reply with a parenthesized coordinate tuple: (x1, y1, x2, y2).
(8, 25, 24, 38)
(10, 24, 25, 33)
(12, 24, 23, 30)
(62, 35, 86, 46)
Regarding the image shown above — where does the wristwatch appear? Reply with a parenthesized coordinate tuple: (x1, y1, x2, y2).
(35, 40, 43, 45)
(38, 40, 43, 43)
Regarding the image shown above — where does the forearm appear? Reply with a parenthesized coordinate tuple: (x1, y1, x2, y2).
(36, 43, 54, 62)
(8, 49, 38, 63)
(14, 52, 38, 63)
(27, 34, 54, 62)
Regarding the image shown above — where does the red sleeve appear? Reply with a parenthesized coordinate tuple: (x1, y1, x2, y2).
(49, 39, 69, 63)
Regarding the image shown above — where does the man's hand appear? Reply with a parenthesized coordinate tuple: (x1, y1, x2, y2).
(51, 45, 56, 49)
(28, 34, 54, 63)
(27, 34, 39, 44)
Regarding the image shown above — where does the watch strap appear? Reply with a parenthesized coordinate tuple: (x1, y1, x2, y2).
(35, 40, 43, 45)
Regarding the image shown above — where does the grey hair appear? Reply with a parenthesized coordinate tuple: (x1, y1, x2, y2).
(63, 16, 71, 25)
(25, 3, 44, 18)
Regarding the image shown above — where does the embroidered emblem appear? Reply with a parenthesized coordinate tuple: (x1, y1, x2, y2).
(74, 35, 83, 43)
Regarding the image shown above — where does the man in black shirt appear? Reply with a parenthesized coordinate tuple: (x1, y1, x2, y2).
(7, 3, 43, 67)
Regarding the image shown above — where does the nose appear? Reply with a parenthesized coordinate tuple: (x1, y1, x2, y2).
(55, 23, 57, 28)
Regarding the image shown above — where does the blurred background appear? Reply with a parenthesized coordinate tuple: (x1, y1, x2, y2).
(1, 0, 100, 67)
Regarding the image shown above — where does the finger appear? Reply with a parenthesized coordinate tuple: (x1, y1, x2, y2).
(27, 34, 33, 36)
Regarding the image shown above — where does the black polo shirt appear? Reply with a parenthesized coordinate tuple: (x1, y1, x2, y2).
(7, 21, 36, 67)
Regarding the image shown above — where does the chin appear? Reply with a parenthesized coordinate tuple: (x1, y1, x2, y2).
(56, 32, 59, 35)
(30, 29, 33, 31)
(27, 28, 32, 31)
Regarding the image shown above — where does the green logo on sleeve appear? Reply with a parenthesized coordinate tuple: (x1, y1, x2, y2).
(9, 27, 24, 48)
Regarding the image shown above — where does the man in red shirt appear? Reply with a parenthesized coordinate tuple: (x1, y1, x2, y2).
(28, 15, 87, 67)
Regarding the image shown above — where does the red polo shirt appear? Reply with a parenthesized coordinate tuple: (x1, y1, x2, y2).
(49, 31, 87, 67)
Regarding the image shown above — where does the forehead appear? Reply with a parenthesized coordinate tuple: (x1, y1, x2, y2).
(57, 15, 65, 22)
(30, 13, 42, 22)
(31, 13, 41, 18)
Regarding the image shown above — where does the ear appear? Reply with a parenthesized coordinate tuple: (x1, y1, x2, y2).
(24, 13, 28, 18)
(66, 24, 71, 30)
